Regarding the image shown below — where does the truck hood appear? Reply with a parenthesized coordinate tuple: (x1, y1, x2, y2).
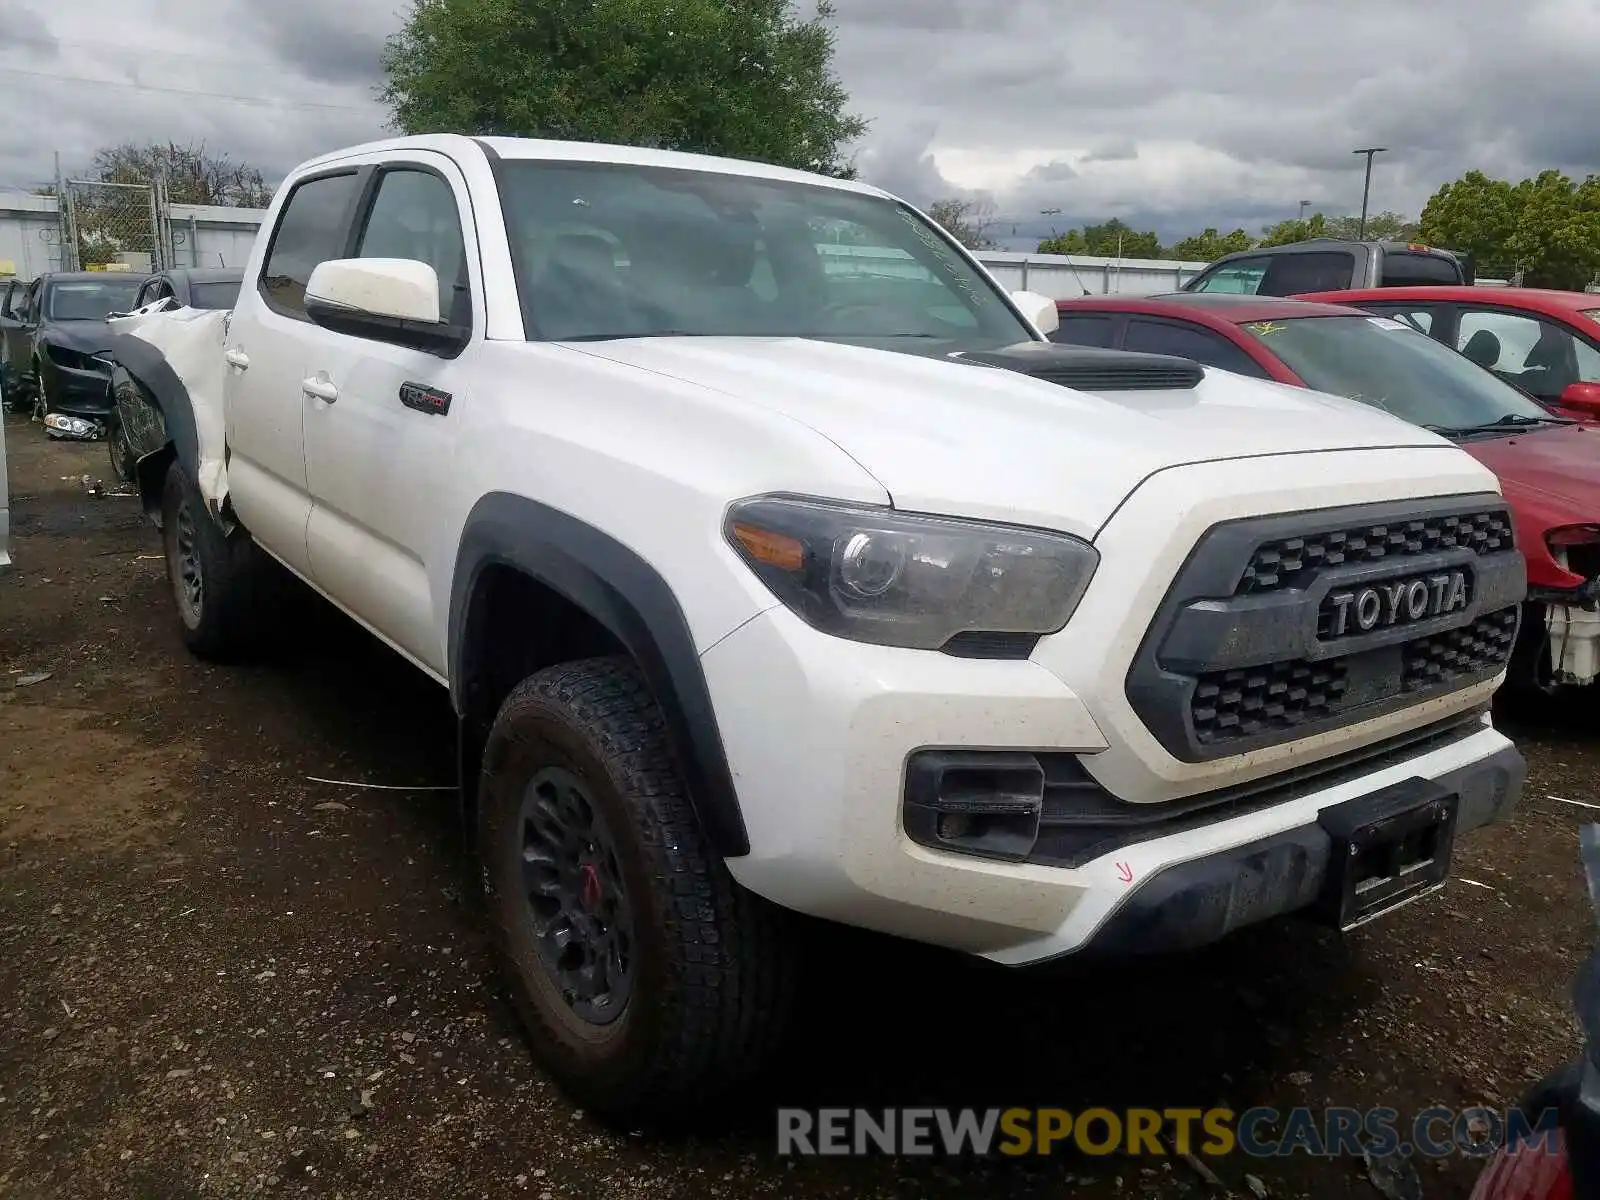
(44, 318, 114, 354)
(1461, 422, 1600, 517)
(570, 336, 1451, 536)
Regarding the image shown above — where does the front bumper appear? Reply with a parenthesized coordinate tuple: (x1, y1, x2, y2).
(1080, 738, 1523, 956)
(703, 604, 1522, 966)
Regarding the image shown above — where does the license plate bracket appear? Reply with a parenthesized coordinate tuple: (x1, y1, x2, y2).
(1317, 778, 1459, 931)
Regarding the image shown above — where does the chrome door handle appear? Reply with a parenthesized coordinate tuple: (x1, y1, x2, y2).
(224, 348, 250, 370)
(302, 376, 339, 403)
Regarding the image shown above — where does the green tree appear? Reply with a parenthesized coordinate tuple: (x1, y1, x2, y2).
(927, 197, 997, 250)
(1169, 227, 1255, 261)
(1319, 211, 1418, 241)
(1038, 218, 1163, 258)
(1505, 171, 1600, 289)
(382, 0, 867, 176)
(1258, 212, 1330, 247)
(1419, 171, 1520, 277)
(1420, 169, 1600, 288)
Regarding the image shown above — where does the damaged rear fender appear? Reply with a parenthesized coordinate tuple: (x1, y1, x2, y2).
(105, 308, 231, 522)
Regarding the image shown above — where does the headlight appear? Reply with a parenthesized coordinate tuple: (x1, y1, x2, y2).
(43, 413, 99, 438)
(723, 495, 1098, 652)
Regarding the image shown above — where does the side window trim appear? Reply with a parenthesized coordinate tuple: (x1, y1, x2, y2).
(256, 165, 373, 322)
(347, 161, 476, 333)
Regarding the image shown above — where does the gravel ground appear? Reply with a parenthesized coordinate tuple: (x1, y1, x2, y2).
(2, 409, 1596, 1200)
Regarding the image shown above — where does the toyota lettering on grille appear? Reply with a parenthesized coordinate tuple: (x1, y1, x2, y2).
(1324, 571, 1471, 638)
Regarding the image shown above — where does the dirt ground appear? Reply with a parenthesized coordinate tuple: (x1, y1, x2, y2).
(2, 409, 1597, 1200)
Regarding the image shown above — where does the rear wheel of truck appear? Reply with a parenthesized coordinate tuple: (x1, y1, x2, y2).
(478, 656, 797, 1126)
(160, 464, 273, 660)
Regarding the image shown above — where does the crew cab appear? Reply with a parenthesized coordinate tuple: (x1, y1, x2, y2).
(108, 135, 1526, 1124)
(1182, 239, 1471, 297)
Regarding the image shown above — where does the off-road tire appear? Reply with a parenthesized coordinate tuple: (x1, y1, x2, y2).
(478, 656, 797, 1126)
(159, 463, 273, 660)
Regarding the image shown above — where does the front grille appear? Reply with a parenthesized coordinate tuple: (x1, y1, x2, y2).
(1192, 661, 1349, 746)
(1127, 494, 1526, 762)
(1239, 510, 1515, 594)
(1403, 609, 1519, 692)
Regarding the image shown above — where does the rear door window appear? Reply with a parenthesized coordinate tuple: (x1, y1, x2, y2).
(1260, 251, 1357, 296)
(1381, 251, 1462, 285)
(1048, 314, 1116, 348)
(1123, 317, 1271, 378)
(1189, 257, 1270, 294)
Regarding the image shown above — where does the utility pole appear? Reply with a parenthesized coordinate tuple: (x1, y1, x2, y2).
(1298, 199, 1310, 222)
(1353, 148, 1387, 238)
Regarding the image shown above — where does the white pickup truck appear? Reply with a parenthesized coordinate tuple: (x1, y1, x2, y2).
(108, 134, 1527, 1123)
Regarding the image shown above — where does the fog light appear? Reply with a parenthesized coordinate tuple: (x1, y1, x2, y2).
(43, 413, 99, 439)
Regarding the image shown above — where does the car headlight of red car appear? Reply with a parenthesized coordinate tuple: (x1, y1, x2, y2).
(1548, 525, 1600, 580)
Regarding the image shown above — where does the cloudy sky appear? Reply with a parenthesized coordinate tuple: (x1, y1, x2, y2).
(3, 0, 1597, 248)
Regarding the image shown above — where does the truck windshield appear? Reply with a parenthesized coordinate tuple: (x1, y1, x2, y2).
(495, 160, 1034, 347)
(1242, 314, 1558, 433)
(47, 278, 144, 321)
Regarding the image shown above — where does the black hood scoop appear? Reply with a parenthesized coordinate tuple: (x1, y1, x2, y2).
(953, 341, 1205, 392)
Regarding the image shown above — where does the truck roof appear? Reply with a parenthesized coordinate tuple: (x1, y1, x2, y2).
(291, 133, 892, 202)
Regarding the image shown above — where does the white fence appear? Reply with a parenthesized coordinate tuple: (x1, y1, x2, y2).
(0, 191, 268, 279)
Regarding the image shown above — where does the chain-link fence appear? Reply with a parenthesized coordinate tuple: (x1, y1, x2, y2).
(59, 178, 170, 274)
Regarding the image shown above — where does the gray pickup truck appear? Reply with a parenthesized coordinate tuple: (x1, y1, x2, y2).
(1182, 238, 1472, 296)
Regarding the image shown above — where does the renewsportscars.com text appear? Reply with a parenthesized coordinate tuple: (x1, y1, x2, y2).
(776, 1105, 1560, 1159)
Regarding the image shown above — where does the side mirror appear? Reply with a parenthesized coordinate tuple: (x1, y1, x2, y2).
(1010, 289, 1059, 335)
(304, 258, 467, 357)
(1559, 381, 1600, 417)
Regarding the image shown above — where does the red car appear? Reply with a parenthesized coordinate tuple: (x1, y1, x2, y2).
(1295, 286, 1600, 415)
(1053, 292, 1600, 692)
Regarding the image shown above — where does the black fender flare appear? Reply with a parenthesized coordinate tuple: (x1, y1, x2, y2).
(449, 493, 750, 857)
(108, 332, 204, 522)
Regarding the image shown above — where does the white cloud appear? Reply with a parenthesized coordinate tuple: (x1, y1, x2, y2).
(0, 0, 1593, 248)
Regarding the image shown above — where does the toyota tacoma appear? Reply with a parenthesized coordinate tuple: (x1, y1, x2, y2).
(106, 134, 1527, 1123)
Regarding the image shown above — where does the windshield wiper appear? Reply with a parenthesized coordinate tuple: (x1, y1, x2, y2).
(1425, 412, 1575, 437)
